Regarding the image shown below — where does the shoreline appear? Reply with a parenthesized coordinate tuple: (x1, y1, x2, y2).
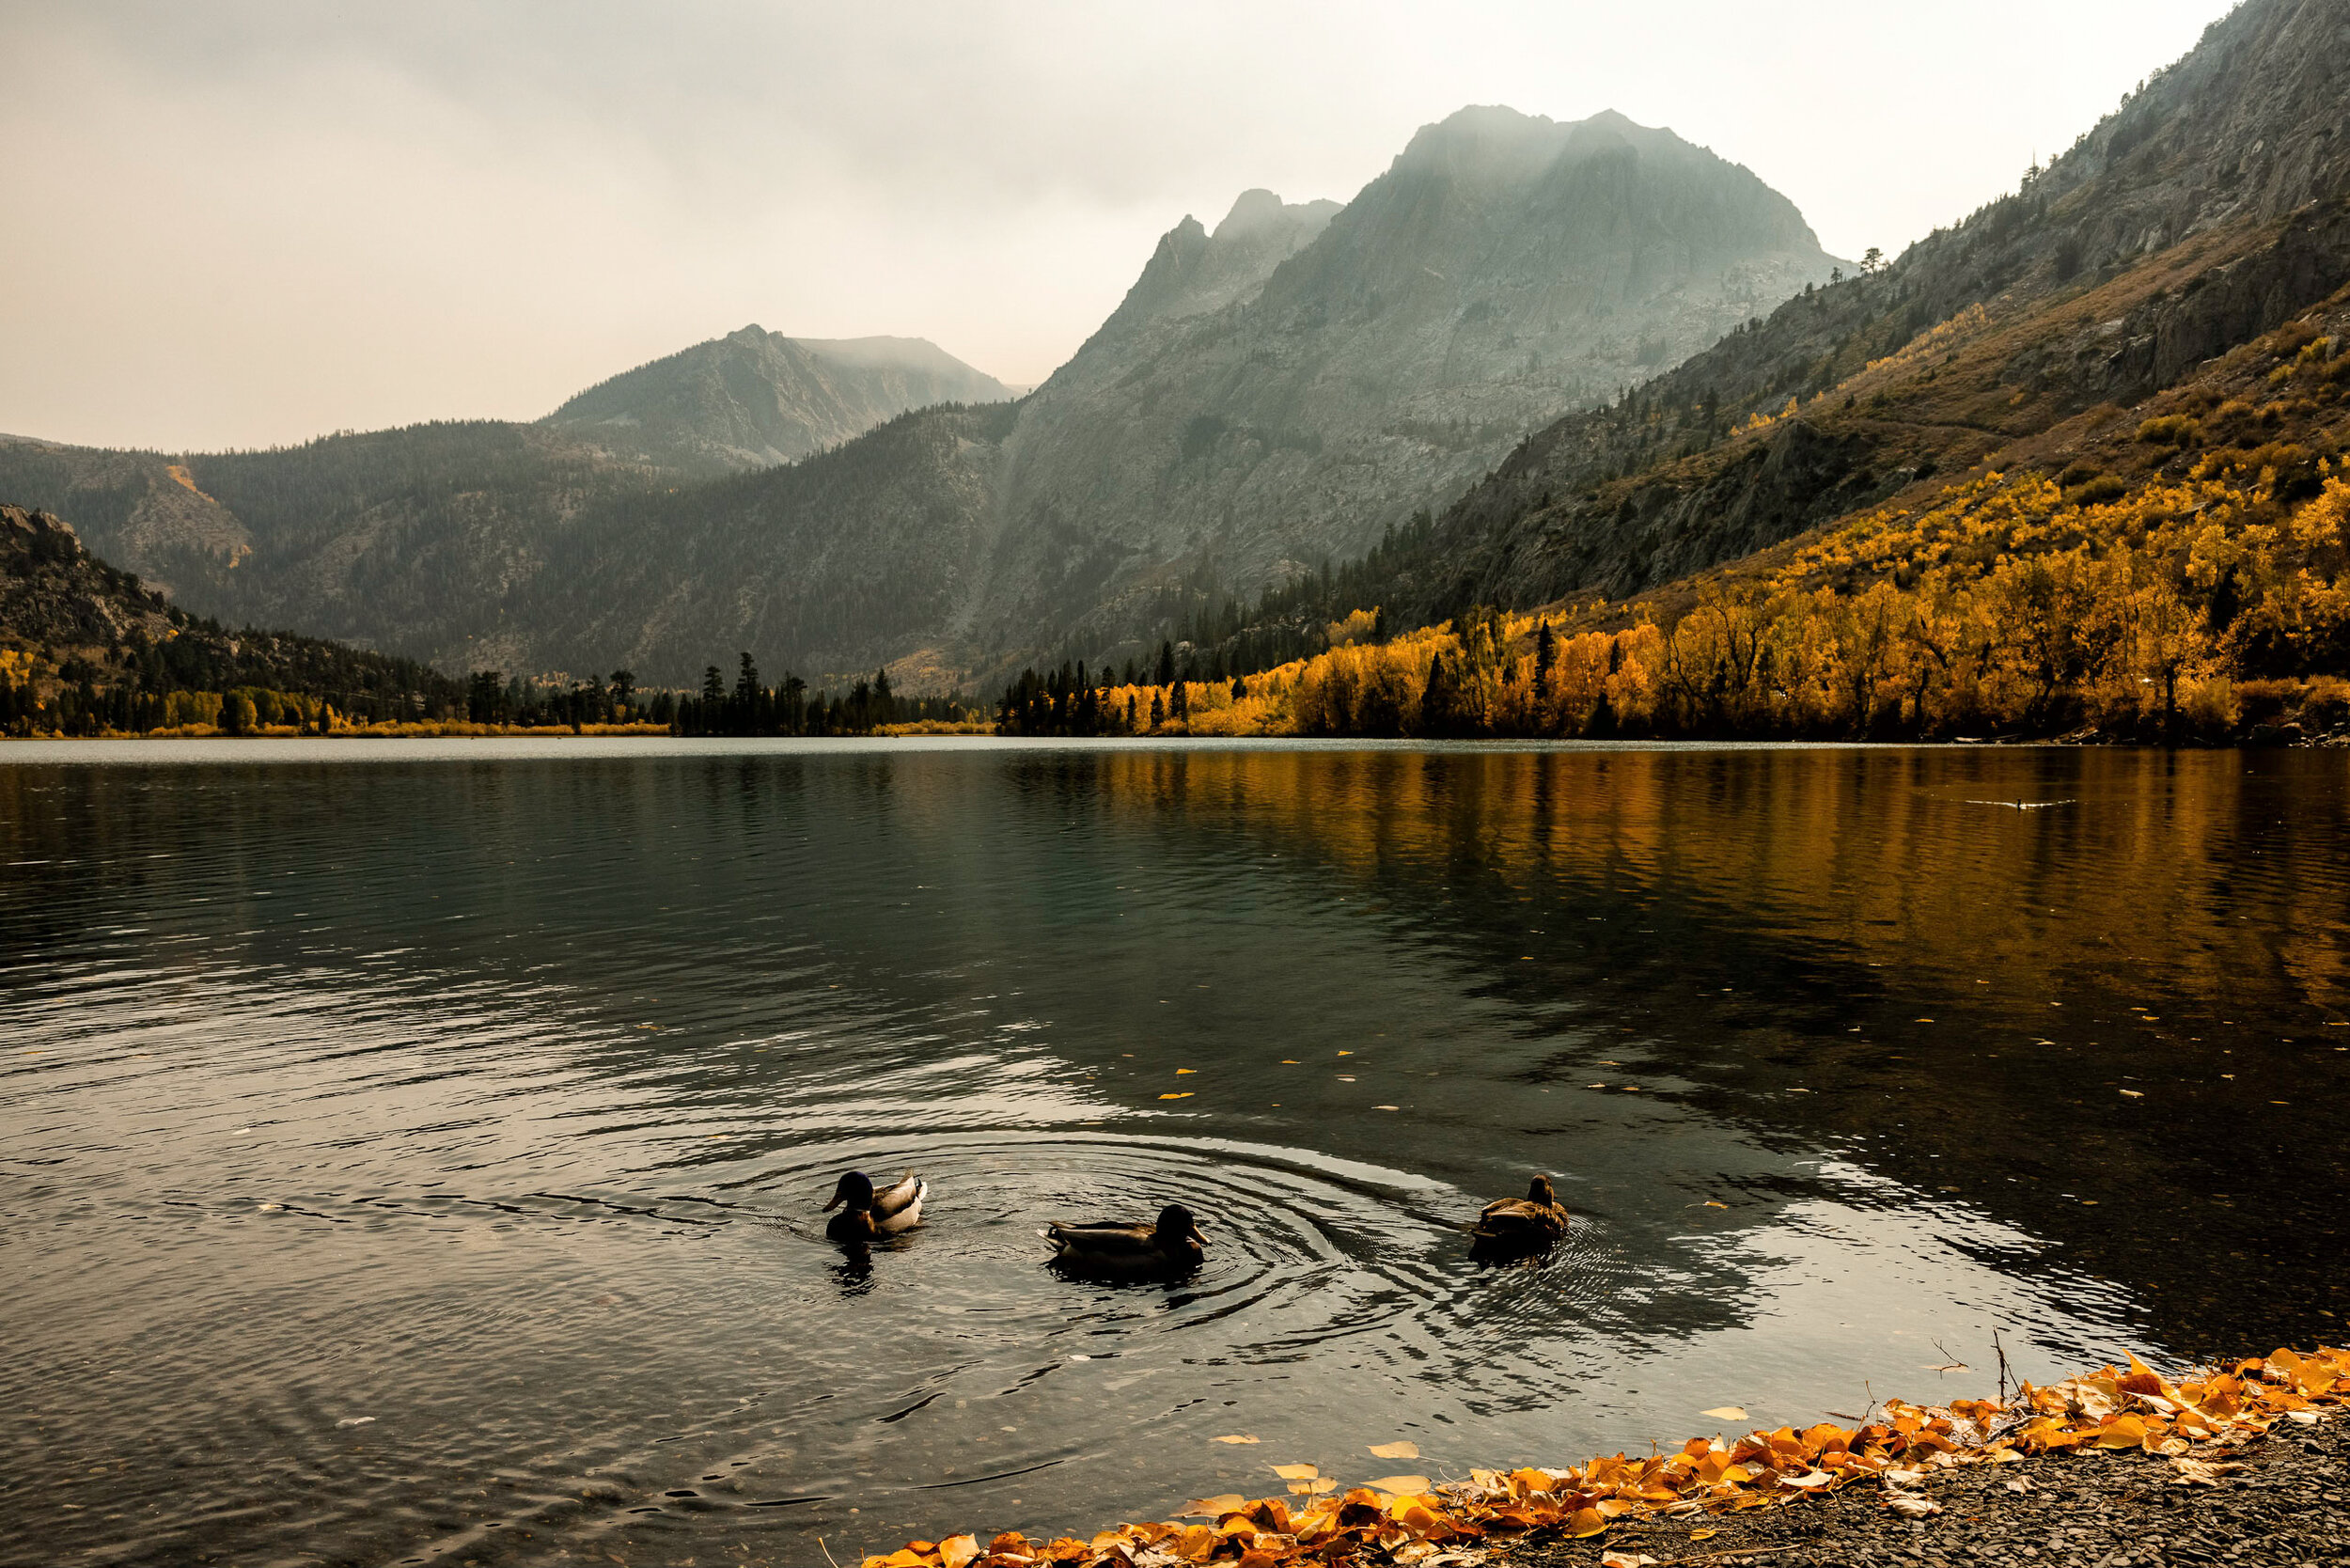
(853, 1349, 2350, 1568)
(1, 726, 2345, 749)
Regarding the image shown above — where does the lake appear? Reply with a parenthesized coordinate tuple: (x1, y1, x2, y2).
(2, 738, 2345, 1568)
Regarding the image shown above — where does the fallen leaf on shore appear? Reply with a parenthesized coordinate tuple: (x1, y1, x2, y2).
(1599, 1553, 1658, 1567)
(2170, 1456, 2248, 1484)
(1177, 1494, 1248, 1516)
(864, 1343, 2350, 1568)
(1214, 1435, 1261, 1445)
(1689, 1529, 1718, 1541)
(1701, 1406, 1748, 1421)
(938, 1535, 979, 1568)
(1368, 1441, 1420, 1459)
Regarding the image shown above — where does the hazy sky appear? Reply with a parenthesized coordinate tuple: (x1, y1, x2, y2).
(3, 0, 2228, 452)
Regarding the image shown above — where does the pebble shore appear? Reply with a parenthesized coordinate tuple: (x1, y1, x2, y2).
(1504, 1416, 2349, 1568)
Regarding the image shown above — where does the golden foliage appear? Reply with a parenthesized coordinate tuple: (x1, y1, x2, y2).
(864, 1346, 2350, 1568)
(1096, 464, 2350, 742)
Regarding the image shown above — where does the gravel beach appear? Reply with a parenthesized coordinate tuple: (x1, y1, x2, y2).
(1501, 1417, 2350, 1568)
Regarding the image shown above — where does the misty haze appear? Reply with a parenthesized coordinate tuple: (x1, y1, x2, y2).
(5, 4, 2350, 1568)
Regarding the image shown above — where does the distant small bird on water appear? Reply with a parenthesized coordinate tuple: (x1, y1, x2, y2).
(822, 1169, 927, 1243)
(1470, 1174, 1571, 1259)
(1046, 1202, 1207, 1280)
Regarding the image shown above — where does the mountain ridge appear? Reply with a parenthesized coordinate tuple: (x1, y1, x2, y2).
(5, 103, 1848, 682)
(542, 326, 1014, 474)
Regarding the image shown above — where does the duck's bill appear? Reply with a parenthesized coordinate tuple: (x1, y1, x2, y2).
(822, 1192, 844, 1211)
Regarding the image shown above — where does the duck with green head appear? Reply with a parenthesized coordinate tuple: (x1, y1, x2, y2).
(1046, 1203, 1206, 1281)
(822, 1169, 926, 1244)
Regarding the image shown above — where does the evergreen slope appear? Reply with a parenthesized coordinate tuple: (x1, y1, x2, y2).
(0, 504, 465, 732)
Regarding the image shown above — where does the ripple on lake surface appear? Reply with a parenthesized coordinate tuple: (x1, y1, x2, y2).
(1, 740, 2344, 1566)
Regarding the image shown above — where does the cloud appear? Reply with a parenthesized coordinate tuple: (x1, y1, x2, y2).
(0, 0, 2228, 450)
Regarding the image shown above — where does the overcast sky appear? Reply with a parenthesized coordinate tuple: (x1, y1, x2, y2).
(2, 0, 2229, 452)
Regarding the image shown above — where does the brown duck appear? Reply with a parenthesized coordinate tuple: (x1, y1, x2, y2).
(1470, 1175, 1570, 1258)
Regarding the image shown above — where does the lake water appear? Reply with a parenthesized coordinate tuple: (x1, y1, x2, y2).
(3, 738, 2345, 1568)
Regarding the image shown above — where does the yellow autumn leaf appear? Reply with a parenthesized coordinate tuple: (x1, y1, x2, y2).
(1366, 1475, 1432, 1495)
(1689, 1529, 1718, 1542)
(1177, 1494, 1247, 1517)
(1568, 1506, 1608, 1537)
(1213, 1435, 1260, 1445)
(1368, 1441, 1419, 1459)
(1158, 1092, 1194, 1100)
(939, 1535, 980, 1568)
(1701, 1406, 1748, 1421)
(1270, 1463, 1318, 1481)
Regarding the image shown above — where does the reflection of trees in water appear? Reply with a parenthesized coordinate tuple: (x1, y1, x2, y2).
(1073, 745, 2350, 1357)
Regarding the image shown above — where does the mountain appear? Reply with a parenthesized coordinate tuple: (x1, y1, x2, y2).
(1310, 0, 2350, 630)
(0, 328, 1013, 674)
(530, 107, 1843, 680)
(964, 108, 1840, 656)
(542, 327, 1014, 474)
(0, 106, 1841, 684)
(0, 503, 464, 731)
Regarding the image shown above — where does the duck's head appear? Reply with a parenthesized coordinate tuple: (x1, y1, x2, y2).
(1155, 1203, 1205, 1247)
(824, 1170, 876, 1213)
(1526, 1174, 1560, 1206)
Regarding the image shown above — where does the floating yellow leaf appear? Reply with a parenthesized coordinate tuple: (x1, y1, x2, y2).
(1158, 1092, 1194, 1100)
(1366, 1475, 1431, 1496)
(1213, 1435, 1261, 1445)
(1176, 1068, 1197, 1074)
(1368, 1441, 1419, 1459)
(1270, 1463, 1318, 1481)
(1701, 1406, 1748, 1421)
(1702, 1201, 1728, 1209)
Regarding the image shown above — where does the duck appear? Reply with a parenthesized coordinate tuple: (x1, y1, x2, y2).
(1046, 1202, 1206, 1281)
(1470, 1174, 1571, 1258)
(822, 1169, 927, 1244)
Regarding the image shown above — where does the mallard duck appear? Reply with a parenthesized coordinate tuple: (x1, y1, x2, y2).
(822, 1169, 926, 1244)
(1470, 1174, 1570, 1258)
(1046, 1203, 1206, 1280)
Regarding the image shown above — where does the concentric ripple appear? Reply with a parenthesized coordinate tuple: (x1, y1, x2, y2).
(723, 1130, 1625, 1372)
(6, 742, 2340, 1568)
